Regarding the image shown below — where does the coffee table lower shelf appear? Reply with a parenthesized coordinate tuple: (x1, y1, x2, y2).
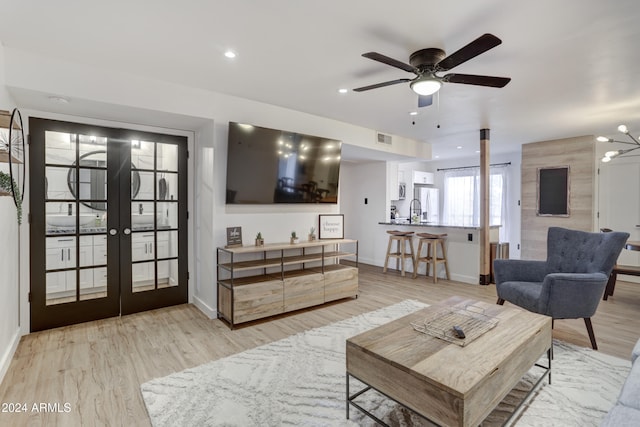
(346, 349, 551, 427)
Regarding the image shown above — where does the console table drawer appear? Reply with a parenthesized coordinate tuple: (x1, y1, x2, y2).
(324, 266, 358, 302)
(232, 279, 284, 324)
(284, 270, 324, 312)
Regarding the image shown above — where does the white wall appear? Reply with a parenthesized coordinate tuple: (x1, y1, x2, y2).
(193, 120, 216, 317)
(1, 47, 431, 329)
(0, 42, 21, 385)
(340, 161, 387, 266)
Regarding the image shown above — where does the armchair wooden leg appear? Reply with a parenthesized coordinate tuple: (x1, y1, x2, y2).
(584, 318, 598, 350)
(603, 271, 617, 301)
(496, 298, 505, 305)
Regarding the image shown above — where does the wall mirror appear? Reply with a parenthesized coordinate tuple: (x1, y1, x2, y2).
(537, 166, 570, 216)
(67, 150, 140, 211)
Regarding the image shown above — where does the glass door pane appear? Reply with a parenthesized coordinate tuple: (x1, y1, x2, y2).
(44, 131, 110, 305)
(130, 140, 180, 293)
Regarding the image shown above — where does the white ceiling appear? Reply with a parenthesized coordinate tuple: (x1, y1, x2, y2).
(2, 0, 640, 161)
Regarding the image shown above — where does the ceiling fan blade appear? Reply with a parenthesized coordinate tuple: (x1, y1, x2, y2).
(444, 73, 511, 88)
(353, 78, 411, 92)
(362, 52, 416, 73)
(418, 94, 433, 108)
(436, 34, 502, 71)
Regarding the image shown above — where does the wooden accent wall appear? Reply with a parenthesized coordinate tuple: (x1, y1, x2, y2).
(521, 135, 595, 260)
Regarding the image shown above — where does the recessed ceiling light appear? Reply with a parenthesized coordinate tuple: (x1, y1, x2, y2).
(338, 88, 348, 94)
(434, 155, 440, 159)
(456, 146, 462, 149)
(409, 111, 418, 116)
(48, 95, 69, 104)
(224, 50, 237, 59)
(475, 150, 481, 153)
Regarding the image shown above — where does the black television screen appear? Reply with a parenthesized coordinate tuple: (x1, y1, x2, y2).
(226, 122, 342, 204)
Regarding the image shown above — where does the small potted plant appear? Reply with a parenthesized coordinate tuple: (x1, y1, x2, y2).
(255, 232, 264, 246)
(308, 226, 316, 241)
(290, 231, 298, 244)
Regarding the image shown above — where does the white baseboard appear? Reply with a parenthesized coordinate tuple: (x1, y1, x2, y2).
(357, 258, 479, 285)
(192, 295, 217, 319)
(449, 273, 478, 285)
(0, 328, 21, 386)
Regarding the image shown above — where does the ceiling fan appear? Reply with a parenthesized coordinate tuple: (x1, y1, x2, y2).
(353, 33, 511, 107)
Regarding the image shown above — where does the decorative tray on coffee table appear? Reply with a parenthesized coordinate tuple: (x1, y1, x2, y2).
(410, 303, 499, 347)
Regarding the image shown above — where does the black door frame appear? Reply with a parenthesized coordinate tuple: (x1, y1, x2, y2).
(29, 118, 188, 332)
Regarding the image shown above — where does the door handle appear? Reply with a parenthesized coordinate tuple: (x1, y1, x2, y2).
(123, 228, 131, 235)
(109, 228, 118, 236)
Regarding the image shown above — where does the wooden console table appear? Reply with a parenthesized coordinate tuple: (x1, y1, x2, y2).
(217, 239, 358, 328)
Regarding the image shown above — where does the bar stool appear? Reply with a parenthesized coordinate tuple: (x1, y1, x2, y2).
(414, 232, 450, 283)
(383, 230, 416, 277)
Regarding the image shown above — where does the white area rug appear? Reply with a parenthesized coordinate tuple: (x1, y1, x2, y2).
(141, 300, 631, 426)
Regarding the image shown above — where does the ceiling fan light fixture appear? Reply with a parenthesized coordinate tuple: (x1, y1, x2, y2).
(410, 77, 442, 96)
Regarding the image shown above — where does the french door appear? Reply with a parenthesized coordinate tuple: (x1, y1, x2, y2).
(29, 118, 188, 332)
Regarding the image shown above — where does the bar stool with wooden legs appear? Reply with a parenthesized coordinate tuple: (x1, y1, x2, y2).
(383, 230, 416, 277)
(414, 232, 450, 283)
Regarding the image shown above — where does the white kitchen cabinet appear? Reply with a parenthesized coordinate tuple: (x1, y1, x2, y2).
(413, 170, 435, 185)
(388, 162, 400, 201)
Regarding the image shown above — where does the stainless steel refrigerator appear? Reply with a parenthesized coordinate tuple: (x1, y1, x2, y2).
(414, 187, 439, 223)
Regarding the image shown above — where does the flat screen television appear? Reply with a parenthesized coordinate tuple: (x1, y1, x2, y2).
(226, 122, 342, 204)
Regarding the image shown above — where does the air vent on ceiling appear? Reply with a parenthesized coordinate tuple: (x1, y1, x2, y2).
(377, 132, 392, 146)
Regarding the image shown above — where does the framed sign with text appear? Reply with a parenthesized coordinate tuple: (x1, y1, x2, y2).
(225, 226, 243, 247)
(318, 214, 344, 239)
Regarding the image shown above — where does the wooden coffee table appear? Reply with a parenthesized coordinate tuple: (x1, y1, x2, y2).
(346, 296, 552, 426)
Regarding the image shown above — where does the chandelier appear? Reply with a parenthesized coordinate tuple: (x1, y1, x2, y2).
(598, 125, 640, 163)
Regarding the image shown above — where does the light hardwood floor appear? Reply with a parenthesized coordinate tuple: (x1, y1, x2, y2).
(1, 263, 639, 426)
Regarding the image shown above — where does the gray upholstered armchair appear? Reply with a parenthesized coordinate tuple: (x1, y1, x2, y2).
(494, 227, 629, 350)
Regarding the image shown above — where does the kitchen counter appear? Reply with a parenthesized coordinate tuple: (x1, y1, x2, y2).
(379, 222, 501, 230)
(378, 222, 502, 284)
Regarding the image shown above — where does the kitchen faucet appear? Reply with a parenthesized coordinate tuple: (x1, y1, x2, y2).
(409, 199, 421, 223)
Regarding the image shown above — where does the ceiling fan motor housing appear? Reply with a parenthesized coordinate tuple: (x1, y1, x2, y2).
(409, 48, 446, 70)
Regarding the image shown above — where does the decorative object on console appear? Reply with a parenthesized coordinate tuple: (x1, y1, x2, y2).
(599, 125, 640, 162)
(308, 227, 316, 241)
(318, 214, 344, 239)
(225, 226, 243, 248)
(290, 231, 298, 244)
(255, 232, 264, 247)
